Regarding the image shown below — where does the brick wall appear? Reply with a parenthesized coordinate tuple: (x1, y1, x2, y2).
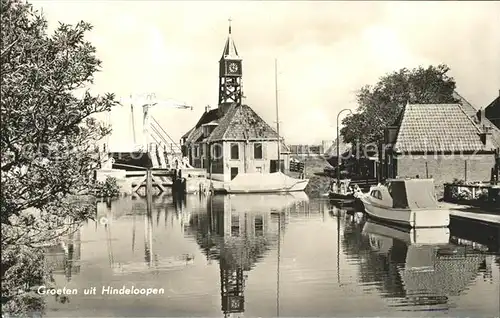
(396, 153, 495, 195)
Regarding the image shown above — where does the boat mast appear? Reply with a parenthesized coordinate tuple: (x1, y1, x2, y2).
(276, 211, 281, 317)
(130, 94, 136, 145)
(275, 58, 281, 173)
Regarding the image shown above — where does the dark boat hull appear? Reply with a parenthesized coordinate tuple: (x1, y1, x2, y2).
(110, 152, 153, 171)
(328, 192, 354, 202)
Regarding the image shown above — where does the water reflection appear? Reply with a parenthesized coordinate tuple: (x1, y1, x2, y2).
(344, 218, 489, 312)
(92, 195, 198, 277)
(45, 227, 82, 282)
(44, 196, 498, 317)
(186, 193, 310, 317)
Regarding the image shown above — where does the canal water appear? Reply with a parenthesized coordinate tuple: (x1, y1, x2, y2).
(45, 193, 499, 317)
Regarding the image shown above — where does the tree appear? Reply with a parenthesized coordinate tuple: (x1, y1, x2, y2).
(1, 0, 117, 315)
(340, 64, 459, 151)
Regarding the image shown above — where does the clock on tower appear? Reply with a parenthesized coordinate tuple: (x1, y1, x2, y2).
(225, 60, 242, 77)
(218, 19, 243, 108)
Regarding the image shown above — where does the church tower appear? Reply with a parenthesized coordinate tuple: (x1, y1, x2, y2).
(218, 19, 243, 113)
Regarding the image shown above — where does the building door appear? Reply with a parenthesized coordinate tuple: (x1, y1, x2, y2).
(270, 160, 285, 173)
(231, 167, 238, 180)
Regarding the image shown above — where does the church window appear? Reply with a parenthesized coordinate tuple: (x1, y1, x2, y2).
(254, 143, 263, 159)
(230, 143, 239, 160)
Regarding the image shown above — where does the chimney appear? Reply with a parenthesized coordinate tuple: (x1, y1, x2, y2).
(480, 107, 486, 126)
(479, 109, 492, 146)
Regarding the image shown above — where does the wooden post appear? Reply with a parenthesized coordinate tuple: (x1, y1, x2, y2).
(464, 160, 468, 182)
(377, 142, 383, 183)
(425, 161, 429, 178)
(146, 169, 153, 215)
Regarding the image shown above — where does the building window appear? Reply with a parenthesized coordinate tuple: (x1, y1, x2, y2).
(255, 166, 262, 173)
(254, 143, 263, 159)
(194, 146, 199, 158)
(200, 144, 204, 157)
(230, 143, 239, 160)
(231, 215, 240, 237)
(254, 216, 263, 236)
(212, 143, 222, 159)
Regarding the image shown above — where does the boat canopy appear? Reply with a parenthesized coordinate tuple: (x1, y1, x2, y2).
(387, 179, 438, 209)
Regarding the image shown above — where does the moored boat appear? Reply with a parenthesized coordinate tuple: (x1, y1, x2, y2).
(359, 178, 450, 228)
(210, 172, 309, 194)
(328, 180, 364, 209)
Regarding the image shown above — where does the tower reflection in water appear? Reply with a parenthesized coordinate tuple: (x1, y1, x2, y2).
(187, 193, 309, 317)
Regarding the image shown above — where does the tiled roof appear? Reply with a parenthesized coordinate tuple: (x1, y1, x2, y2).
(454, 92, 500, 149)
(394, 104, 496, 153)
(208, 104, 282, 142)
(484, 95, 500, 114)
(482, 95, 500, 147)
(184, 108, 223, 143)
(453, 91, 477, 117)
(181, 127, 194, 140)
(183, 104, 290, 152)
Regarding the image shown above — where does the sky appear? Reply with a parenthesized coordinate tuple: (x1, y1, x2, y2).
(32, 1, 500, 150)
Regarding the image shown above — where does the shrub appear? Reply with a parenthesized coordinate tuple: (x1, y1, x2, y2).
(95, 176, 121, 198)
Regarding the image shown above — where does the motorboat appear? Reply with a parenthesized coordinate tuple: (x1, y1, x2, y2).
(210, 172, 309, 194)
(359, 178, 450, 228)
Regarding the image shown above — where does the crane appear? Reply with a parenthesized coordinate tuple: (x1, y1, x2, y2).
(118, 93, 193, 149)
(117, 93, 194, 168)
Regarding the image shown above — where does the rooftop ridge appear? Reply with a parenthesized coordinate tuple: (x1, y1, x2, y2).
(394, 103, 410, 151)
(456, 102, 484, 135)
(407, 103, 460, 106)
(453, 91, 478, 111)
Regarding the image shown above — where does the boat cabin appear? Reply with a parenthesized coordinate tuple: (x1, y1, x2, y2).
(369, 179, 439, 209)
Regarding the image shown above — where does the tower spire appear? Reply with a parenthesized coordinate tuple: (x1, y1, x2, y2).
(218, 20, 242, 111)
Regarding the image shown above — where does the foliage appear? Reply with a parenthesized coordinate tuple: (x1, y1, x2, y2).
(95, 176, 121, 198)
(451, 178, 466, 185)
(1, 0, 117, 315)
(340, 64, 459, 150)
(1, 245, 53, 316)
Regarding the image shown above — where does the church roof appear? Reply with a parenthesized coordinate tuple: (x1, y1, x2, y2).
(181, 108, 220, 141)
(184, 104, 290, 152)
(209, 104, 277, 141)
